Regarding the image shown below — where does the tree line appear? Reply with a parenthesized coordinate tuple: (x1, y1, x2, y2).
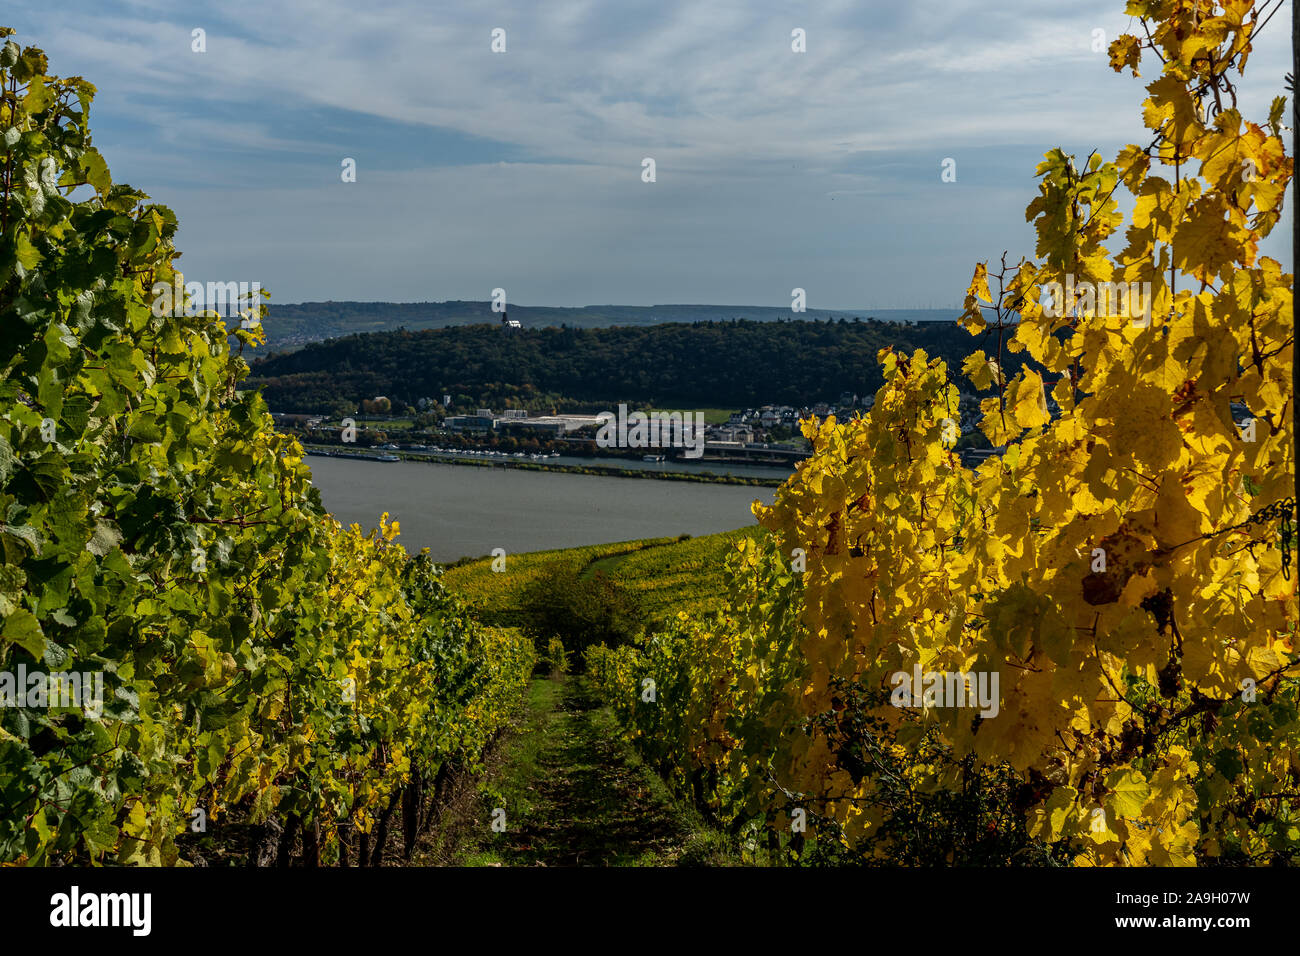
(246, 318, 1022, 414)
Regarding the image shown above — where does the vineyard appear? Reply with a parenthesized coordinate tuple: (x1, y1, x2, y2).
(2, 0, 1297, 873)
(442, 527, 762, 628)
(588, 1, 1300, 866)
(0, 30, 533, 865)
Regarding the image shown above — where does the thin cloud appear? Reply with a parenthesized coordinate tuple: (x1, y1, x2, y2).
(6, 0, 1291, 306)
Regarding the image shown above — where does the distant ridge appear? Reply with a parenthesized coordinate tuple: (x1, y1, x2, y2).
(245, 315, 1010, 415)
(257, 300, 959, 353)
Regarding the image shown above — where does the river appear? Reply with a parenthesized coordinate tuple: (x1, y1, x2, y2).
(306, 456, 778, 563)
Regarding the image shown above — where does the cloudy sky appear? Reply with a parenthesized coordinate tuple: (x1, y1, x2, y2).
(11, 0, 1294, 309)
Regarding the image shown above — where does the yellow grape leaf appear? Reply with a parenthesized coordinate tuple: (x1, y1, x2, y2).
(1152, 472, 1206, 549)
(962, 350, 996, 391)
(1013, 372, 1050, 429)
(968, 262, 992, 303)
(1245, 644, 1289, 680)
(1141, 74, 1204, 144)
(1105, 767, 1151, 818)
(1108, 34, 1142, 76)
(1115, 143, 1151, 191)
(1173, 195, 1250, 283)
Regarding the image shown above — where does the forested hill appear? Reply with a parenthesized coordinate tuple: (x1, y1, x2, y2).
(246, 317, 1015, 414)
(257, 300, 956, 352)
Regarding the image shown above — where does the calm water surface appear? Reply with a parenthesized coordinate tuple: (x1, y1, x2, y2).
(307, 456, 776, 562)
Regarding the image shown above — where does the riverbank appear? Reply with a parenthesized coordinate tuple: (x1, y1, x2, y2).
(303, 444, 786, 487)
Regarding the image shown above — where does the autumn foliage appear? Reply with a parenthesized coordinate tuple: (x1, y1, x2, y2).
(591, 0, 1297, 865)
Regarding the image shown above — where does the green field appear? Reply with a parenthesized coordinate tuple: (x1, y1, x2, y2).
(441, 526, 764, 628)
(644, 407, 734, 426)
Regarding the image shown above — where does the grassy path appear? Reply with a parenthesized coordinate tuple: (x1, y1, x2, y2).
(448, 675, 737, 866)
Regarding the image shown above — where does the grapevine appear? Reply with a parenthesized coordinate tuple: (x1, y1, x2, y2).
(0, 31, 534, 865)
(590, 0, 1297, 867)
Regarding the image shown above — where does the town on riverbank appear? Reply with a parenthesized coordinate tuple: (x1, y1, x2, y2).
(271, 386, 1017, 477)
